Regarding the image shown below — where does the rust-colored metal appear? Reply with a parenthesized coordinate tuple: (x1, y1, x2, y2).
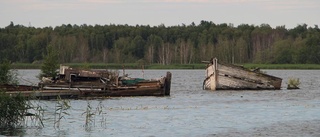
(4, 66, 171, 99)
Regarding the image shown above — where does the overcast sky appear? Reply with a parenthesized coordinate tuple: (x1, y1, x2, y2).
(1, 0, 319, 29)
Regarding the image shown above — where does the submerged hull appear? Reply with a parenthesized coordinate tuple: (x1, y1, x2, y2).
(204, 58, 282, 90)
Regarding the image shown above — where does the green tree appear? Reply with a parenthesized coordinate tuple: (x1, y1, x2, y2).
(272, 39, 293, 63)
(0, 60, 18, 85)
(1, 21, 320, 65)
(39, 44, 59, 79)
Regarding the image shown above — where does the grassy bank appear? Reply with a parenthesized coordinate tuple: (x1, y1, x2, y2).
(10, 63, 320, 70)
(243, 64, 320, 69)
(11, 63, 206, 69)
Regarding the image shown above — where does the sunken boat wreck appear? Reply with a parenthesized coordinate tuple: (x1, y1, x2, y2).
(203, 58, 282, 90)
(6, 66, 171, 99)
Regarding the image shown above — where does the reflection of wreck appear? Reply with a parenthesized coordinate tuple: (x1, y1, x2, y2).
(203, 58, 282, 90)
(6, 66, 171, 99)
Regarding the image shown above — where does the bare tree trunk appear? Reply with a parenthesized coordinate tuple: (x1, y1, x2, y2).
(146, 45, 154, 64)
(174, 46, 178, 64)
(115, 49, 121, 63)
(184, 42, 187, 64)
(165, 43, 171, 65)
(180, 41, 183, 64)
(158, 43, 165, 65)
(162, 43, 165, 65)
(103, 48, 108, 63)
(188, 46, 193, 64)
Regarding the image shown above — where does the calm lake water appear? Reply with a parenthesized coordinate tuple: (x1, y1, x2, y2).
(1, 69, 320, 137)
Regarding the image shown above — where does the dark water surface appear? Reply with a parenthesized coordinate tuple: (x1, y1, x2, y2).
(2, 69, 320, 137)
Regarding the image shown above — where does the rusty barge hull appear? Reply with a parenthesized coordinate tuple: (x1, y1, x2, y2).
(0, 84, 38, 91)
(203, 58, 282, 90)
(5, 76, 171, 100)
(3, 65, 171, 99)
(5, 86, 168, 100)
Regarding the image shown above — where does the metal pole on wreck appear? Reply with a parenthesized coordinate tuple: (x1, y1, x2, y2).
(122, 64, 125, 77)
(142, 65, 144, 79)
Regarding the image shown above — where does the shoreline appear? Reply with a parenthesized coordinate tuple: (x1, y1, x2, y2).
(10, 63, 320, 70)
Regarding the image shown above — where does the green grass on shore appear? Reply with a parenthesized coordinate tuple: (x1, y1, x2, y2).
(11, 63, 206, 69)
(243, 64, 320, 69)
(10, 63, 320, 70)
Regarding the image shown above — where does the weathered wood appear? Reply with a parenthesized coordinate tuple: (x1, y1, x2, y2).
(217, 74, 276, 89)
(204, 58, 282, 90)
(164, 72, 172, 95)
(217, 63, 281, 87)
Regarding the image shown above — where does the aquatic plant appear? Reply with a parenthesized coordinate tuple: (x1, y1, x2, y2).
(0, 92, 44, 131)
(54, 95, 71, 129)
(82, 100, 107, 131)
(287, 78, 301, 89)
(0, 60, 44, 130)
(0, 60, 18, 85)
(95, 101, 107, 128)
(0, 92, 27, 129)
(24, 100, 45, 128)
(83, 101, 95, 130)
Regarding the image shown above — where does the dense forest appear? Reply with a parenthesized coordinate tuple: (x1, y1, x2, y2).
(1, 21, 320, 65)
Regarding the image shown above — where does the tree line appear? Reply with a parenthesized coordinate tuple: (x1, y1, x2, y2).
(1, 21, 320, 65)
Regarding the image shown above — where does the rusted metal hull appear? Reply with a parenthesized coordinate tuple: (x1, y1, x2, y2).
(4, 71, 171, 100)
(5, 86, 166, 100)
(0, 84, 38, 91)
(203, 58, 282, 90)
